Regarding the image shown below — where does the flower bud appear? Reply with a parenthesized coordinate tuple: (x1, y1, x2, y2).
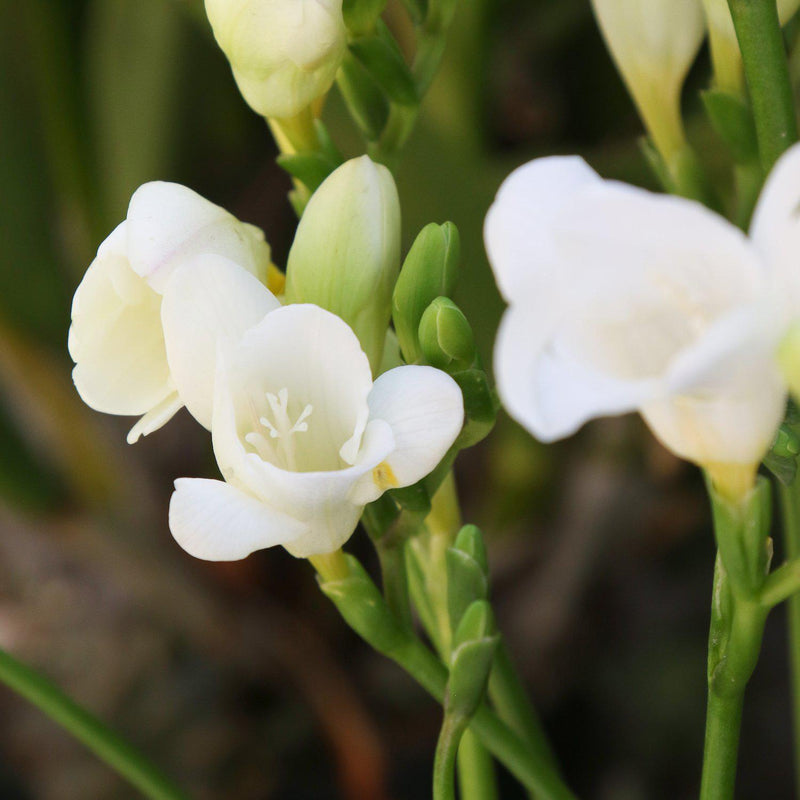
(447, 601, 499, 721)
(285, 156, 401, 372)
(778, 322, 800, 401)
(393, 222, 460, 363)
(418, 297, 476, 373)
(446, 525, 490, 634)
(205, 0, 347, 120)
(590, 0, 705, 161)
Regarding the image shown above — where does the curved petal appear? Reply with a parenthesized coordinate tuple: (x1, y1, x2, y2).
(127, 391, 183, 444)
(494, 304, 658, 442)
(70, 251, 173, 416)
(750, 142, 800, 312)
(224, 305, 373, 472)
(161, 255, 281, 429)
(367, 365, 464, 487)
(126, 181, 270, 293)
(240, 419, 395, 558)
(483, 156, 600, 302)
(169, 478, 308, 561)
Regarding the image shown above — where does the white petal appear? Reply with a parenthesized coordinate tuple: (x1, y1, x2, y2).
(127, 391, 183, 444)
(367, 365, 464, 487)
(70, 251, 173, 416)
(239, 419, 395, 558)
(750, 142, 800, 314)
(494, 305, 657, 442)
(161, 255, 280, 429)
(483, 156, 600, 301)
(169, 478, 308, 561)
(222, 305, 374, 472)
(126, 181, 270, 293)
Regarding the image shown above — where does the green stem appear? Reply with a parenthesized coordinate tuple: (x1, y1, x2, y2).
(392, 638, 576, 800)
(0, 648, 188, 800)
(727, 0, 799, 172)
(457, 729, 499, 800)
(376, 537, 413, 630)
(433, 714, 466, 800)
(489, 643, 560, 776)
(700, 687, 745, 800)
(699, 559, 768, 800)
(779, 480, 800, 797)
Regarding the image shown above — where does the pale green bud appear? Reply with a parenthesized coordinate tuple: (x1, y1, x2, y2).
(285, 156, 401, 372)
(590, 0, 705, 161)
(446, 525, 490, 635)
(418, 297, 476, 373)
(393, 222, 460, 363)
(205, 0, 347, 120)
(447, 601, 499, 721)
(779, 323, 800, 401)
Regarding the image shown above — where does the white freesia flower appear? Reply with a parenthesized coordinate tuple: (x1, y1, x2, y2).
(205, 0, 346, 120)
(590, 0, 705, 160)
(69, 181, 274, 443)
(485, 146, 800, 490)
(169, 304, 464, 560)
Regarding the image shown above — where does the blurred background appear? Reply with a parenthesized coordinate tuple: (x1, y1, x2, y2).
(0, 0, 796, 797)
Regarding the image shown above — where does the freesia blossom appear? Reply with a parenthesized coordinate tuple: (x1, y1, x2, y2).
(169, 304, 464, 560)
(69, 181, 274, 443)
(484, 145, 800, 493)
(590, 0, 705, 161)
(205, 0, 346, 120)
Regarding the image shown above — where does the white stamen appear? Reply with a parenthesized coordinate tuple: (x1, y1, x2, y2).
(249, 387, 314, 471)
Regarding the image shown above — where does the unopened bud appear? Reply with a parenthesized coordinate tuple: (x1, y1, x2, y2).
(418, 297, 475, 373)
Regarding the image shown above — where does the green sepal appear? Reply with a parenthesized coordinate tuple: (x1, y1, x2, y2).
(348, 34, 418, 107)
(391, 481, 432, 516)
(276, 152, 339, 194)
(318, 554, 411, 657)
(701, 89, 759, 164)
(446, 525, 490, 633)
(708, 476, 772, 598)
(447, 601, 499, 720)
(337, 52, 389, 141)
(393, 222, 460, 363)
(418, 297, 476, 373)
(452, 369, 497, 449)
(343, 0, 387, 36)
(764, 421, 800, 485)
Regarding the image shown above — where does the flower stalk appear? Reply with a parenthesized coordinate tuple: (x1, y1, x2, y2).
(726, 0, 799, 172)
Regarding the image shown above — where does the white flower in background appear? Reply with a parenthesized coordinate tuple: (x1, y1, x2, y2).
(69, 181, 274, 443)
(484, 146, 800, 493)
(205, 0, 346, 120)
(169, 304, 464, 560)
(590, 0, 705, 161)
(285, 156, 401, 373)
(702, 0, 800, 93)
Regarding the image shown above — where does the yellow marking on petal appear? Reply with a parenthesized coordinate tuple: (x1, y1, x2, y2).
(373, 461, 399, 491)
(267, 263, 286, 297)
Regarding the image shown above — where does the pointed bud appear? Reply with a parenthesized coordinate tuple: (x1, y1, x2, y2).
(590, 0, 705, 162)
(418, 297, 476, 373)
(285, 156, 401, 372)
(446, 525, 490, 634)
(393, 223, 460, 363)
(447, 601, 499, 721)
(205, 0, 347, 120)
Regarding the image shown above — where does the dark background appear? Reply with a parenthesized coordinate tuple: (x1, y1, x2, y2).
(0, 0, 795, 797)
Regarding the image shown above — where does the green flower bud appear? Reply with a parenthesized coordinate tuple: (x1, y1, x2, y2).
(285, 156, 401, 372)
(418, 297, 475, 373)
(393, 223, 460, 363)
(446, 525, 490, 634)
(204, 0, 347, 120)
(447, 601, 499, 721)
